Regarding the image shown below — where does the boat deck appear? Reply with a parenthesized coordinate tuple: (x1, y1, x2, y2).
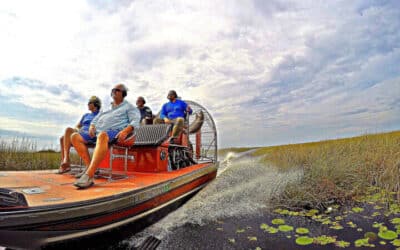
(0, 163, 211, 208)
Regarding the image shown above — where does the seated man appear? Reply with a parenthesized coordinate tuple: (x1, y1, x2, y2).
(71, 83, 140, 189)
(58, 96, 101, 174)
(136, 96, 153, 125)
(153, 90, 192, 143)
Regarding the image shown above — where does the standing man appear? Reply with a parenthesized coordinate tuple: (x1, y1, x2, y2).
(136, 96, 153, 125)
(153, 90, 192, 143)
(71, 83, 140, 189)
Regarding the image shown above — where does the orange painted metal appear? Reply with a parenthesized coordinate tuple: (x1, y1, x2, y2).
(196, 130, 201, 159)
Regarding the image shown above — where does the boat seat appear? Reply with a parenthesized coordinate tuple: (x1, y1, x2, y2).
(133, 124, 173, 146)
(73, 124, 173, 181)
(99, 124, 173, 180)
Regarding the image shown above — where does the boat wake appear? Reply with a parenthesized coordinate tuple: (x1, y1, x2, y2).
(119, 150, 302, 249)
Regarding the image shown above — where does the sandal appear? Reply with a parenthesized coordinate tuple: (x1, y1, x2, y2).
(74, 174, 94, 189)
(57, 162, 71, 174)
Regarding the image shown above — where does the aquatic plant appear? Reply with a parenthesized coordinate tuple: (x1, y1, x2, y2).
(295, 236, 313, 246)
(363, 232, 377, 242)
(391, 218, 400, 225)
(391, 239, 400, 247)
(271, 218, 285, 225)
(228, 238, 235, 244)
(278, 225, 293, 232)
(335, 240, 350, 248)
(236, 228, 245, 233)
(378, 229, 398, 240)
(313, 235, 336, 245)
(354, 238, 374, 247)
(352, 207, 364, 213)
(247, 236, 257, 241)
(260, 223, 268, 230)
(254, 131, 400, 209)
(295, 228, 309, 234)
(329, 223, 343, 230)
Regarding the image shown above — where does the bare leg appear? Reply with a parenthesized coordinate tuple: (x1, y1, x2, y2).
(60, 127, 76, 167)
(59, 136, 64, 162)
(85, 132, 109, 178)
(71, 132, 91, 167)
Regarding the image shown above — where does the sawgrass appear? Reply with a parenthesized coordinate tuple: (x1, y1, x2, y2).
(0, 137, 78, 170)
(253, 130, 400, 209)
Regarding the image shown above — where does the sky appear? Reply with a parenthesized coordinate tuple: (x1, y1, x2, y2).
(0, 0, 399, 149)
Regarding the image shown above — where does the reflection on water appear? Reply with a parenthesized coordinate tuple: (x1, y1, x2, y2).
(120, 150, 302, 249)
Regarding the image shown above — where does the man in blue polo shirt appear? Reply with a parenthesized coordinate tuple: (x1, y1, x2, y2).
(153, 90, 192, 143)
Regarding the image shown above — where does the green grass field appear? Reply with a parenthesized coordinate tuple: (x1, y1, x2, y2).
(222, 130, 400, 209)
(2, 131, 399, 209)
(0, 138, 78, 171)
(256, 131, 400, 209)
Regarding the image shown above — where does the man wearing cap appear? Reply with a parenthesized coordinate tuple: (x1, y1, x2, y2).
(71, 83, 140, 189)
(58, 96, 101, 174)
(136, 96, 153, 125)
(153, 90, 192, 143)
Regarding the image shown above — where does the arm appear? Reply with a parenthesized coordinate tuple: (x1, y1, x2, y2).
(89, 113, 100, 137)
(159, 103, 167, 119)
(117, 105, 140, 143)
(184, 101, 192, 115)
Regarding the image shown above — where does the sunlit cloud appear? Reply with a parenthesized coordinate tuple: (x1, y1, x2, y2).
(0, 0, 399, 148)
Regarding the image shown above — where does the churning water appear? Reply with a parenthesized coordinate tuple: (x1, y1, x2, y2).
(120, 150, 303, 249)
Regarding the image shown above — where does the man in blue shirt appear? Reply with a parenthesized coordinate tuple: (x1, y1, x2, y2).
(58, 96, 101, 174)
(71, 83, 140, 189)
(153, 90, 192, 143)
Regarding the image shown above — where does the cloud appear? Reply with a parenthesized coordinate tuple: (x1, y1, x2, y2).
(0, 0, 399, 148)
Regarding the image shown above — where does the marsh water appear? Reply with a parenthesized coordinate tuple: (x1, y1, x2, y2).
(47, 150, 399, 250)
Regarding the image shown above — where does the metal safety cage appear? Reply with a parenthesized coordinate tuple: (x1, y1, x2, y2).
(185, 100, 218, 164)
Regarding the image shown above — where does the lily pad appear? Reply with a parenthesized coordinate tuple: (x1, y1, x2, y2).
(295, 236, 313, 246)
(330, 223, 343, 230)
(295, 228, 310, 234)
(271, 218, 285, 225)
(379, 241, 386, 245)
(236, 229, 245, 233)
(391, 239, 400, 247)
(352, 207, 364, 213)
(278, 225, 294, 232)
(314, 235, 336, 245)
(378, 230, 398, 240)
(391, 218, 400, 225)
(247, 236, 257, 241)
(335, 240, 350, 248)
(364, 232, 377, 242)
(266, 227, 279, 234)
(260, 223, 269, 230)
(373, 222, 384, 228)
(355, 238, 374, 247)
(228, 238, 235, 244)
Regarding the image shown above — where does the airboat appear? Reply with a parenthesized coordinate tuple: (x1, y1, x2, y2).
(0, 101, 218, 249)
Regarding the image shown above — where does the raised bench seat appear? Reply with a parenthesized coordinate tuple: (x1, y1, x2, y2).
(133, 124, 172, 146)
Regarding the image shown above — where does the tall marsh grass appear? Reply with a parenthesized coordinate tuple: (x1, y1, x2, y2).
(0, 137, 61, 170)
(254, 131, 400, 209)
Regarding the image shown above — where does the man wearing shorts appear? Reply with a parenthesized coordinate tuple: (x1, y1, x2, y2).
(71, 83, 140, 189)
